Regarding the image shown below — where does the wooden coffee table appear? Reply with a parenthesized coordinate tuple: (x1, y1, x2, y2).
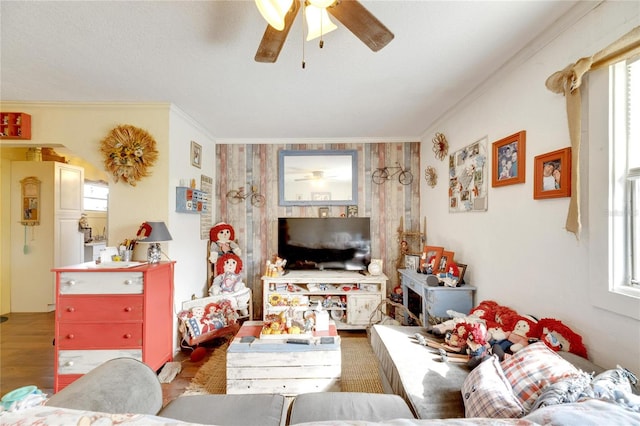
(226, 320, 341, 395)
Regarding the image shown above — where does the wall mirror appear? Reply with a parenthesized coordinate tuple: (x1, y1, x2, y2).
(279, 149, 358, 206)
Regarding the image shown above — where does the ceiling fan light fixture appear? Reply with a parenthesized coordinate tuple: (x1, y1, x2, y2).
(255, 0, 293, 31)
(305, 4, 337, 41)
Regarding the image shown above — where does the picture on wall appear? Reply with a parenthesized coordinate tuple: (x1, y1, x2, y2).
(533, 147, 571, 199)
(449, 137, 488, 212)
(191, 141, 202, 169)
(492, 130, 526, 187)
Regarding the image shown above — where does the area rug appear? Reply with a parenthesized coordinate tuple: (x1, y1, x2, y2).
(184, 334, 383, 395)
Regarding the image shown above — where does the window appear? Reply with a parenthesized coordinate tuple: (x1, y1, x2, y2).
(587, 56, 640, 320)
(610, 57, 639, 292)
(83, 181, 108, 212)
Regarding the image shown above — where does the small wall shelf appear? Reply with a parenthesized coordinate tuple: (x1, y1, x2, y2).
(176, 186, 208, 214)
(0, 112, 31, 140)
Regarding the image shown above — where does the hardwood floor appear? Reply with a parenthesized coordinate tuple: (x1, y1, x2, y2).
(0, 312, 214, 407)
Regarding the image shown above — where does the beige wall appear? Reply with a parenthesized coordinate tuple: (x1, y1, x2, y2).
(1, 102, 173, 315)
(0, 103, 217, 353)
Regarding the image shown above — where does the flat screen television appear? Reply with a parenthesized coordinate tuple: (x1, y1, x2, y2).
(278, 217, 371, 271)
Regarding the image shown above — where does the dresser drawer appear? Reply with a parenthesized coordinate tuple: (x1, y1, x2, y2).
(58, 295, 143, 322)
(59, 271, 143, 295)
(57, 323, 143, 349)
(58, 349, 142, 374)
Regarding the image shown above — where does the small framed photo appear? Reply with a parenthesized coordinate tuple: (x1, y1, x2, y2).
(421, 245, 444, 273)
(347, 205, 358, 217)
(533, 147, 571, 199)
(492, 130, 526, 187)
(191, 141, 202, 169)
(312, 192, 331, 201)
(404, 254, 420, 272)
(456, 263, 468, 284)
(437, 250, 455, 274)
(319, 207, 329, 218)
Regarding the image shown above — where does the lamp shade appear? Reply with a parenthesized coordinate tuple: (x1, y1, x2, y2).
(305, 4, 337, 41)
(255, 0, 293, 31)
(139, 221, 173, 243)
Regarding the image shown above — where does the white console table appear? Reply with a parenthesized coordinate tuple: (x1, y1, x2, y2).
(398, 268, 476, 328)
(262, 270, 387, 330)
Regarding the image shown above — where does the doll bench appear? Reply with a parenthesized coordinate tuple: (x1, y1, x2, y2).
(178, 290, 252, 347)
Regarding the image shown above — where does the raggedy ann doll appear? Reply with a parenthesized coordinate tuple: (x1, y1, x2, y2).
(209, 252, 251, 316)
(465, 322, 491, 369)
(209, 222, 242, 267)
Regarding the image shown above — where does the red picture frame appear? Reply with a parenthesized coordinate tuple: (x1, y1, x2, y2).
(492, 130, 526, 187)
(437, 250, 455, 274)
(421, 246, 443, 273)
(533, 147, 571, 199)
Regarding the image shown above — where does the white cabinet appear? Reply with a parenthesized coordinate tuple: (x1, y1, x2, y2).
(262, 270, 387, 330)
(347, 294, 381, 325)
(84, 242, 106, 262)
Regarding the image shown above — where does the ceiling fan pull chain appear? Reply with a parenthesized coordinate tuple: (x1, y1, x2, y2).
(319, 11, 324, 49)
(302, 1, 306, 69)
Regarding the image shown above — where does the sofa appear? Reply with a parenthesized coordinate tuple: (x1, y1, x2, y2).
(2, 325, 640, 425)
(369, 324, 640, 423)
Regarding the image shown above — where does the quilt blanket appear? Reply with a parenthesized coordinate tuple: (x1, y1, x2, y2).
(2, 399, 640, 425)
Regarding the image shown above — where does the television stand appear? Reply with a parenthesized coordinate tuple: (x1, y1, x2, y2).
(262, 270, 387, 330)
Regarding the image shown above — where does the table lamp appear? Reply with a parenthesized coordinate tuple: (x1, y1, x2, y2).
(137, 221, 172, 263)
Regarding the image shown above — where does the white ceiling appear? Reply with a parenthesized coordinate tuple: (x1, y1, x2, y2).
(0, 1, 591, 142)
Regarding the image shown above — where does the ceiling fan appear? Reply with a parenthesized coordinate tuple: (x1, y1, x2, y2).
(294, 170, 336, 181)
(255, 0, 394, 63)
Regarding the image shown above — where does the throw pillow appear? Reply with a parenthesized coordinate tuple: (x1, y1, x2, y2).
(501, 341, 580, 412)
(461, 355, 525, 418)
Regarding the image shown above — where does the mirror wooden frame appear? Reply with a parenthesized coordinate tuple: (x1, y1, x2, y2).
(278, 149, 358, 206)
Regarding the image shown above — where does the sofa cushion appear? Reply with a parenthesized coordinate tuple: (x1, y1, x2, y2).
(288, 392, 415, 424)
(461, 355, 525, 418)
(370, 325, 467, 419)
(500, 342, 579, 412)
(158, 394, 286, 426)
(46, 357, 162, 415)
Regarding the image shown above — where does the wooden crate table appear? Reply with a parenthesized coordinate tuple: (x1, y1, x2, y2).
(226, 320, 341, 395)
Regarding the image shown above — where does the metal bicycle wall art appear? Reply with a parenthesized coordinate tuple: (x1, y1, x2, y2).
(372, 162, 413, 185)
(226, 185, 265, 207)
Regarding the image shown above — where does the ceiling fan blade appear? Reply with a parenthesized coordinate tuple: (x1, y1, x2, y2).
(328, 0, 394, 52)
(255, 0, 301, 63)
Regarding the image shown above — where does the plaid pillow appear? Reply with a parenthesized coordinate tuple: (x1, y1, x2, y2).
(501, 341, 580, 412)
(461, 355, 525, 418)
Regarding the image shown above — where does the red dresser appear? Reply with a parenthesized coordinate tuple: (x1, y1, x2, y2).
(52, 261, 174, 392)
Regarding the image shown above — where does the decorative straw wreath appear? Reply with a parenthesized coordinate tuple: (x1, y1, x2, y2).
(100, 124, 158, 186)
